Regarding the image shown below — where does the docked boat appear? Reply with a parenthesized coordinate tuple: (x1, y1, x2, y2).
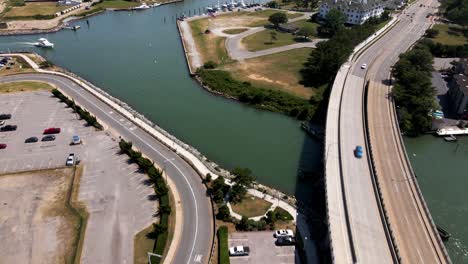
(151, 3, 160, 7)
(34, 38, 54, 48)
(71, 25, 80, 30)
(133, 4, 150, 10)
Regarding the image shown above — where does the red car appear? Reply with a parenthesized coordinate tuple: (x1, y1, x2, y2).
(43, 127, 61, 134)
(0, 143, 6, 149)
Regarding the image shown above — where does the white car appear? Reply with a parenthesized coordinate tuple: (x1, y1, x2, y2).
(274, 229, 294, 238)
(0, 120, 5, 126)
(66, 153, 75, 166)
(71, 135, 81, 145)
(361, 63, 367, 69)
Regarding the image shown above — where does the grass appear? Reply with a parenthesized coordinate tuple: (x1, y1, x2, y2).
(290, 18, 319, 32)
(69, 165, 89, 264)
(246, 11, 304, 27)
(3, 2, 67, 19)
(242, 28, 298, 51)
(224, 48, 316, 99)
(431, 24, 467, 46)
(94, 0, 139, 9)
(0, 81, 54, 93)
(273, 207, 294, 221)
(134, 225, 156, 264)
(230, 194, 272, 218)
(222, 28, 248, 34)
(189, 19, 231, 65)
(217, 226, 230, 264)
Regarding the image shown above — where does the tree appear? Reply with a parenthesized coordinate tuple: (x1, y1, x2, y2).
(266, 0, 279, 8)
(297, 24, 316, 39)
(237, 216, 250, 231)
(157, 204, 172, 216)
(230, 168, 254, 202)
(216, 204, 231, 221)
(268, 12, 288, 28)
(425, 28, 439, 38)
(318, 9, 346, 37)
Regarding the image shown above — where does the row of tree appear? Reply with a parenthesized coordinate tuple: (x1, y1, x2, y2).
(52, 89, 103, 130)
(392, 46, 436, 134)
(301, 9, 390, 87)
(442, 0, 468, 25)
(118, 139, 171, 258)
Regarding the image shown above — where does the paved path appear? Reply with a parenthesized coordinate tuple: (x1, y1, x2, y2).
(0, 69, 214, 264)
(179, 20, 203, 69)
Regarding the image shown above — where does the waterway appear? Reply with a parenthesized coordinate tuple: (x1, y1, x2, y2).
(406, 135, 468, 263)
(0, 0, 321, 200)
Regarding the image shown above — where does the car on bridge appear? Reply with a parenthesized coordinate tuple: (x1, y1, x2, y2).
(355, 145, 363, 158)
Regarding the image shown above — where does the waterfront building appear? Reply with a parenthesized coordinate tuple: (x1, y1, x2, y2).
(318, 0, 385, 25)
(449, 59, 468, 117)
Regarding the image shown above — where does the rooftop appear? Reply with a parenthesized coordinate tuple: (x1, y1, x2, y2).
(321, 0, 384, 11)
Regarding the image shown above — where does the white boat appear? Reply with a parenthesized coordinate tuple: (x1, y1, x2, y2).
(151, 3, 160, 7)
(133, 4, 150, 10)
(34, 38, 54, 48)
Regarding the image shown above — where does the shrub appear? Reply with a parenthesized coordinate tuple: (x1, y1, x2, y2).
(119, 139, 133, 153)
(266, 0, 279, 8)
(128, 149, 142, 161)
(218, 226, 230, 264)
(137, 157, 153, 172)
(203, 61, 217, 69)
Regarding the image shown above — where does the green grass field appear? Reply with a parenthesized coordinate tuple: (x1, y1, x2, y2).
(431, 24, 467, 46)
(242, 29, 298, 51)
(222, 28, 248, 34)
(94, 0, 139, 9)
(3, 2, 67, 19)
(230, 194, 272, 218)
(0, 81, 54, 93)
(189, 19, 231, 65)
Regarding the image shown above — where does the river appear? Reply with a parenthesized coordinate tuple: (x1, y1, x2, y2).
(0, 1, 466, 261)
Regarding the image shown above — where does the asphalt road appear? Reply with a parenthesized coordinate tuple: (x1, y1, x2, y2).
(360, 0, 450, 262)
(0, 74, 214, 264)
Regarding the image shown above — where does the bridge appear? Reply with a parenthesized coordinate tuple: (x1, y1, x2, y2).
(324, 0, 451, 263)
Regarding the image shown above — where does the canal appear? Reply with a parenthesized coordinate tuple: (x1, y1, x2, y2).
(406, 136, 468, 263)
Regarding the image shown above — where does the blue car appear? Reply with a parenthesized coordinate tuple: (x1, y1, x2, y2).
(355, 145, 363, 158)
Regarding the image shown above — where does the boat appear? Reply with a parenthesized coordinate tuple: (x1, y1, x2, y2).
(133, 4, 150, 10)
(437, 225, 450, 241)
(151, 3, 160, 7)
(444, 134, 457, 142)
(34, 38, 54, 48)
(71, 25, 80, 30)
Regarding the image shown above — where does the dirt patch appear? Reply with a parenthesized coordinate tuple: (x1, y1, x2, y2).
(0, 81, 55, 93)
(223, 48, 315, 99)
(0, 168, 82, 264)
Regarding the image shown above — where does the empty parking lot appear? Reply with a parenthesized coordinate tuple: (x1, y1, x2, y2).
(228, 231, 296, 264)
(0, 88, 157, 263)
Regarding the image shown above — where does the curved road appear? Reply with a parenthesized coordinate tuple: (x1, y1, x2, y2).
(0, 73, 213, 264)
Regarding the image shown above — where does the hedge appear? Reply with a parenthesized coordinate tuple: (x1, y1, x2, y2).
(51, 89, 103, 130)
(218, 226, 230, 264)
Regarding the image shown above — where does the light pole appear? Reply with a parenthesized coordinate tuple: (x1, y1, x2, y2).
(162, 158, 175, 183)
(147, 252, 162, 264)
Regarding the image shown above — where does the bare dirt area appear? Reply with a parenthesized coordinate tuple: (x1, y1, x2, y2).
(223, 48, 315, 99)
(0, 168, 82, 264)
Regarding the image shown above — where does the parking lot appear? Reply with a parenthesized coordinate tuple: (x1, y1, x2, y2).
(0, 89, 156, 263)
(229, 231, 296, 264)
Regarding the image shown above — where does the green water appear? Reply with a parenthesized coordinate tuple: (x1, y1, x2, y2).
(0, 1, 321, 197)
(405, 136, 468, 263)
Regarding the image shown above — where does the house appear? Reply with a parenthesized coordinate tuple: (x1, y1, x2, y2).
(58, 0, 82, 5)
(319, 0, 385, 25)
(448, 59, 468, 117)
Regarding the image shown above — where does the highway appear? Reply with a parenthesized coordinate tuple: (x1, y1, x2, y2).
(326, 0, 451, 262)
(0, 73, 214, 264)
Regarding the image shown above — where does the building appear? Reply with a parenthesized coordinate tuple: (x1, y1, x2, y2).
(449, 58, 468, 117)
(319, 0, 385, 25)
(58, 0, 82, 5)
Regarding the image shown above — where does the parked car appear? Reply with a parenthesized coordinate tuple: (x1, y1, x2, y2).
(229, 245, 250, 256)
(1, 125, 17, 132)
(71, 135, 82, 145)
(0, 113, 12, 120)
(41, 135, 56, 141)
(355, 145, 363, 158)
(0, 143, 6, 149)
(43, 127, 61, 134)
(274, 229, 294, 238)
(276, 236, 296, 246)
(0, 120, 5, 126)
(66, 153, 76, 166)
(361, 63, 367, 69)
(25, 137, 39, 143)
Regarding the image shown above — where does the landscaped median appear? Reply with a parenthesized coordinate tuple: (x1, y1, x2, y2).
(217, 226, 230, 264)
(118, 139, 173, 264)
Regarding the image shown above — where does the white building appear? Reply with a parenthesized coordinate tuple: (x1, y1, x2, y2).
(58, 0, 82, 6)
(319, 0, 385, 25)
